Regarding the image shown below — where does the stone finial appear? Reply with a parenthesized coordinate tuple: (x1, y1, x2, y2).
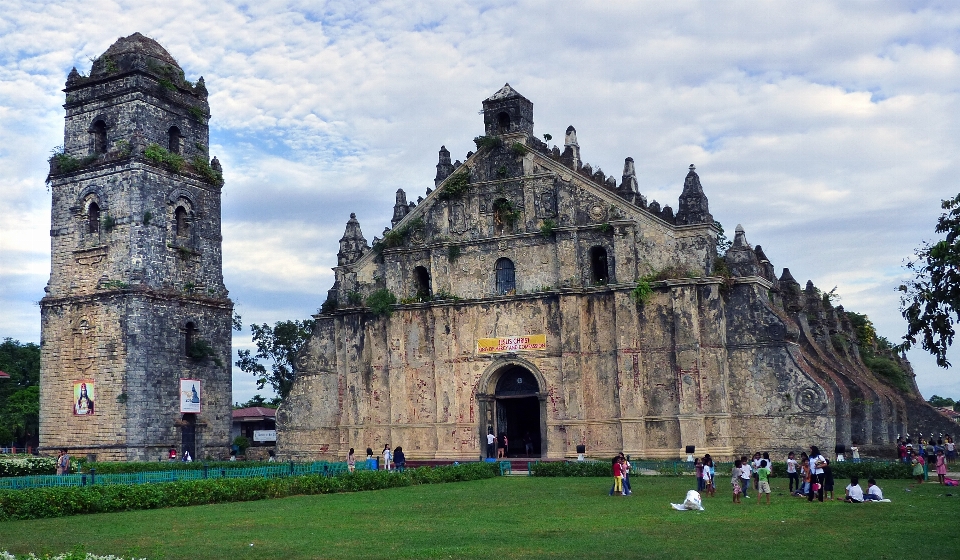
(392, 188, 409, 227)
(605, 176, 617, 190)
(210, 156, 222, 173)
(434, 145, 454, 187)
(779, 268, 803, 311)
(67, 67, 82, 86)
(338, 213, 368, 266)
(560, 125, 581, 170)
(675, 163, 713, 225)
(648, 200, 661, 213)
(581, 163, 593, 177)
(196, 76, 207, 96)
(724, 224, 762, 277)
(754, 245, 778, 287)
(661, 205, 675, 222)
(619, 157, 641, 204)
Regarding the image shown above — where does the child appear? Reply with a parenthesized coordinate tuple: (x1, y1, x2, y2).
(756, 459, 772, 504)
(751, 452, 762, 491)
(911, 451, 924, 484)
(936, 449, 947, 484)
(739, 455, 752, 499)
(798, 452, 811, 497)
(611, 456, 623, 496)
(702, 458, 714, 497)
(708, 456, 717, 497)
(695, 458, 705, 493)
(844, 476, 864, 503)
(731, 459, 743, 504)
(864, 478, 883, 501)
(786, 451, 799, 494)
(823, 458, 835, 500)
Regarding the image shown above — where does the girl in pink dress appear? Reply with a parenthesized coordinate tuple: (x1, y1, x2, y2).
(936, 450, 948, 484)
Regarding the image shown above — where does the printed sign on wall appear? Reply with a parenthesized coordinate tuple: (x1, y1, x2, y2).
(477, 334, 546, 354)
(180, 379, 202, 413)
(73, 380, 95, 415)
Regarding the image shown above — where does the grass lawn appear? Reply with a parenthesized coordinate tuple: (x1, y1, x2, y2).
(1, 476, 958, 559)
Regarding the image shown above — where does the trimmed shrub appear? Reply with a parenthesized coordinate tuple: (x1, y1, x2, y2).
(0, 462, 499, 521)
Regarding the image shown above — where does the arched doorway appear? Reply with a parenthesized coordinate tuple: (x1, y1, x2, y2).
(494, 366, 542, 457)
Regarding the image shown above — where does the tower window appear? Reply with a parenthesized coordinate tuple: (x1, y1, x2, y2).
(495, 258, 515, 295)
(88, 202, 101, 234)
(185, 321, 197, 357)
(168, 126, 182, 154)
(175, 206, 189, 237)
(92, 120, 107, 154)
(413, 266, 432, 301)
(590, 246, 609, 285)
(497, 112, 511, 133)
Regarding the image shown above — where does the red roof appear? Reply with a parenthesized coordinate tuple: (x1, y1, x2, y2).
(232, 407, 277, 419)
(0, 371, 10, 379)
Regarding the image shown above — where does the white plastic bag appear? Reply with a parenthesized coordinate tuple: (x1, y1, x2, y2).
(670, 489, 704, 511)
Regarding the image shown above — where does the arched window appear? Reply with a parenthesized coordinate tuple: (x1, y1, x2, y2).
(168, 126, 182, 154)
(88, 202, 101, 234)
(590, 246, 608, 285)
(495, 258, 515, 295)
(497, 112, 511, 133)
(413, 266, 431, 300)
(92, 120, 107, 154)
(185, 321, 197, 357)
(175, 206, 189, 237)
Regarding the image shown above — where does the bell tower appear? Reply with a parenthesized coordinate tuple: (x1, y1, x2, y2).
(39, 33, 233, 461)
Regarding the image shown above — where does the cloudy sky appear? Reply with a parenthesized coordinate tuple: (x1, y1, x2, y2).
(2, 0, 960, 404)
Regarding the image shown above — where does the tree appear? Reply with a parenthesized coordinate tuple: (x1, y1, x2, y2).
(0, 338, 41, 446)
(927, 395, 956, 408)
(900, 193, 960, 367)
(235, 320, 313, 400)
(233, 394, 282, 409)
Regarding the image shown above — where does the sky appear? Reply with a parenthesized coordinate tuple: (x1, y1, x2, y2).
(2, 0, 960, 405)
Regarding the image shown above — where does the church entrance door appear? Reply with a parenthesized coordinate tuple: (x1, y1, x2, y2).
(494, 366, 542, 457)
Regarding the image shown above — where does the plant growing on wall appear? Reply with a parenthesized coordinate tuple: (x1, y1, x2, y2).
(187, 338, 223, 367)
(436, 171, 470, 201)
(510, 142, 528, 157)
(630, 276, 655, 306)
(473, 135, 503, 150)
(493, 198, 521, 228)
(144, 143, 185, 172)
(366, 289, 397, 317)
(540, 219, 557, 238)
(447, 245, 462, 262)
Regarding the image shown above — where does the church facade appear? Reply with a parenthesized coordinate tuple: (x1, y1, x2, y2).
(39, 34, 233, 461)
(278, 84, 952, 462)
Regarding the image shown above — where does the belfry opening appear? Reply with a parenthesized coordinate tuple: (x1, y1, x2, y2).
(493, 365, 542, 458)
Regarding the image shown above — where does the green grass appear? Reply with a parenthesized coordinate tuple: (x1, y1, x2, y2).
(2, 476, 958, 559)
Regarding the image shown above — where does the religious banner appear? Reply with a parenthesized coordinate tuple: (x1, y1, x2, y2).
(477, 334, 546, 354)
(180, 379, 202, 413)
(73, 380, 95, 415)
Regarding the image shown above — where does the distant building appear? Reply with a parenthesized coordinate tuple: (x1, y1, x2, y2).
(231, 407, 277, 446)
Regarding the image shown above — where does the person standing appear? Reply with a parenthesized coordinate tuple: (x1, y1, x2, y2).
(695, 458, 705, 493)
(731, 459, 743, 504)
(808, 445, 827, 502)
(497, 433, 508, 459)
(756, 459, 772, 505)
(382, 444, 392, 471)
(621, 453, 632, 496)
(486, 430, 496, 459)
(56, 449, 70, 475)
(936, 449, 947, 484)
(911, 450, 924, 484)
(347, 448, 356, 472)
(739, 456, 752, 499)
(786, 452, 799, 494)
(611, 456, 623, 496)
(946, 437, 956, 461)
(393, 446, 406, 473)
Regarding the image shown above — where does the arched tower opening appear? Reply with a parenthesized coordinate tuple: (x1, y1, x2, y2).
(492, 365, 542, 458)
(91, 120, 107, 154)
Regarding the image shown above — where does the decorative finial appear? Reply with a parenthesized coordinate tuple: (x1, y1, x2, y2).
(689, 164, 696, 172)
(350, 213, 356, 219)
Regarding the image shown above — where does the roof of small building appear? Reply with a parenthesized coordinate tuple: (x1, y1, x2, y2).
(484, 83, 528, 103)
(0, 371, 9, 379)
(232, 407, 277, 420)
(102, 32, 180, 68)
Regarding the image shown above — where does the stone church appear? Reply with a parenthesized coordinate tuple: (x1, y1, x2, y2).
(278, 84, 956, 461)
(39, 34, 233, 461)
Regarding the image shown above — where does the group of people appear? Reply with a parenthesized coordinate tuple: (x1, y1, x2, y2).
(485, 429, 536, 458)
(346, 446, 406, 472)
(895, 436, 953, 485)
(609, 453, 632, 496)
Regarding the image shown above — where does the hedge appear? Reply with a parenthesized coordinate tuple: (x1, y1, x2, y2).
(70, 460, 266, 475)
(531, 461, 610, 477)
(530, 459, 915, 480)
(0, 462, 499, 521)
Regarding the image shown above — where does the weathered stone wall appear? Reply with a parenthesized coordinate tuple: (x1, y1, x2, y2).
(40, 34, 231, 461)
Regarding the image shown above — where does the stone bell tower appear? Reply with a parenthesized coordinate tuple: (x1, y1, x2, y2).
(39, 33, 233, 461)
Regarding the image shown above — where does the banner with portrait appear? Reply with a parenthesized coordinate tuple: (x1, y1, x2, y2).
(180, 379, 202, 413)
(73, 380, 95, 416)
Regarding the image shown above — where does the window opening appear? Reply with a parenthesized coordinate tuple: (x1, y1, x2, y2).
(590, 246, 608, 285)
(413, 266, 432, 301)
(175, 206, 189, 238)
(168, 126, 182, 154)
(92, 121, 107, 154)
(185, 322, 197, 357)
(497, 112, 511, 133)
(88, 202, 101, 234)
(495, 258, 516, 295)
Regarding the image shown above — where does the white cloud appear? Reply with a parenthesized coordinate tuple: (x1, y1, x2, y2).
(3, 1, 960, 404)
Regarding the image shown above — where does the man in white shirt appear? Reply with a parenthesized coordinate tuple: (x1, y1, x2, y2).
(486, 430, 496, 459)
(740, 457, 752, 499)
(808, 445, 827, 502)
(864, 478, 884, 501)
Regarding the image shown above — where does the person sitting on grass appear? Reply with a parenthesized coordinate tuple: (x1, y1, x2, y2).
(756, 459, 772, 504)
(863, 478, 883, 501)
(844, 476, 864, 503)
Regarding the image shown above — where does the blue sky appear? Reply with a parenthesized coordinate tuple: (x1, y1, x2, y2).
(2, 0, 960, 404)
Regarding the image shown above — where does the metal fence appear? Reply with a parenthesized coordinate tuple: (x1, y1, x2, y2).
(0, 460, 377, 491)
